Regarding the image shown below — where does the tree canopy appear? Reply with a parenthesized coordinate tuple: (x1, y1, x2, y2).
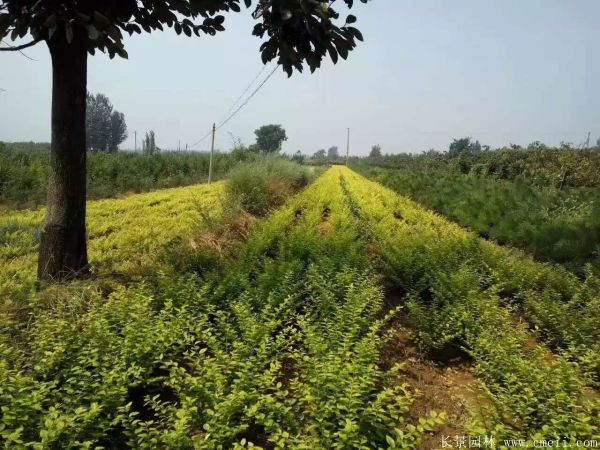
(255, 124, 287, 153)
(109, 111, 127, 151)
(0, 0, 367, 76)
(370, 144, 381, 158)
(449, 137, 482, 156)
(327, 146, 339, 159)
(142, 130, 158, 155)
(86, 92, 127, 152)
(313, 149, 326, 160)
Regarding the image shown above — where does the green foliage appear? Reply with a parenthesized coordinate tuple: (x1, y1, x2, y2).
(369, 144, 382, 158)
(2, 165, 598, 447)
(312, 149, 326, 161)
(448, 137, 482, 157)
(254, 124, 287, 153)
(142, 131, 158, 155)
(86, 92, 127, 152)
(356, 165, 600, 275)
(0, 0, 367, 74)
(361, 145, 600, 188)
(291, 150, 304, 164)
(0, 145, 237, 208)
(230, 142, 260, 162)
(327, 146, 339, 160)
(0, 168, 438, 448)
(109, 111, 127, 152)
(226, 155, 312, 216)
(341, 169, 600, 440)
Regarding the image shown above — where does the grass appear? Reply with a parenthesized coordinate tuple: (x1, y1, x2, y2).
(226, 154, 314, 216)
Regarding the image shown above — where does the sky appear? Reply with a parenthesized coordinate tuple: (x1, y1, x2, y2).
(1, 0, 599, 156)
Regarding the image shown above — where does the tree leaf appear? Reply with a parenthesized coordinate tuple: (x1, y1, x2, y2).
(0, 14, 11, 38)
(93, 11, 111, 28)
(87, 24, 99, 40)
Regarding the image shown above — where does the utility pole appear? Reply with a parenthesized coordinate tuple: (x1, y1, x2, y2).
(345, 127, 350, 166)
(178, 139, 181, 152)
(134, 131, 137, 152)
(584, 131, 590, 149)
(208, 123, 216, 184)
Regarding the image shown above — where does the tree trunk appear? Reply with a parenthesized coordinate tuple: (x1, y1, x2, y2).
(38, 36, 89, 280)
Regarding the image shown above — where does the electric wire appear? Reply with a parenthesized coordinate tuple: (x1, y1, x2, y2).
(189, 64, 279, 148)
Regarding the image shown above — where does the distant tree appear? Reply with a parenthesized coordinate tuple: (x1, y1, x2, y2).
(0, 0, 368, 281)
(327, 146, 339, 159)
(292, 150, 305, 164)
(370, 145, 382, 158)
(449, 137, 472, 156)
(255, 124, 288, 153)
(109, 111, 128, 152)
(448, 137, 483, 156)
(313, 149, 326, 160)
(86, 92, 127, 152)
(142, 131, 158, 155)
(86, 93, 112, 152)
(596, 137, 600, 148)
(527, 141, 547, 151)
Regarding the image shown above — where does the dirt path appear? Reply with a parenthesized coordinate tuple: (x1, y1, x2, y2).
(380, 291, 492, 450)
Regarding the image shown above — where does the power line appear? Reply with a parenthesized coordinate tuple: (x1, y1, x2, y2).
(221, 64, 268, 120)
(189, 128, 213, 148)
(216, 64, 279, 131)
(189, 64, 279, 148)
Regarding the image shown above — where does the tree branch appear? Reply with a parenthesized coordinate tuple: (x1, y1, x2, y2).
(0, 38, 42, 51)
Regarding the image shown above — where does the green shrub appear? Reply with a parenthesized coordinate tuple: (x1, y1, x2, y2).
(0, 144, 238, 208)
(355, 165, 600, 275)
(358, 146, 600, 188)
(226, 155, 312, 216)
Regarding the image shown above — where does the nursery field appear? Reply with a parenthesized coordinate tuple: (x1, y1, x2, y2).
(0, 182, 224, 308)
(354, 164, 600, 276)
(1, 166, 599, 448)
(0, 145, 237, 209)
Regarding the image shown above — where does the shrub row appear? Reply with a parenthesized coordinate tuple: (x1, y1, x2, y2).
(355, 165, 600, 276)
(0, 144, 237, 208)
(0, 168, 441, 448)
(339, 167, 599, 441)
(359, 145, 600, 188)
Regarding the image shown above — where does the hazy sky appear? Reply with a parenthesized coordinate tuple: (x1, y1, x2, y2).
(1, 1, 599, 155)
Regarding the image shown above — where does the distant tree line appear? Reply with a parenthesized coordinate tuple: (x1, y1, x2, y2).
(309, 146, 340, 163)
(357, 138, 600, 189)
(0, 144, 237, 209)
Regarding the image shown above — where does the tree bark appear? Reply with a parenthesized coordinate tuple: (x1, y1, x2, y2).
(38, 36, 89, 280)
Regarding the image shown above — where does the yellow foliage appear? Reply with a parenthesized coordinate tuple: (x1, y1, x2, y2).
(1, 182, 224, 301)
